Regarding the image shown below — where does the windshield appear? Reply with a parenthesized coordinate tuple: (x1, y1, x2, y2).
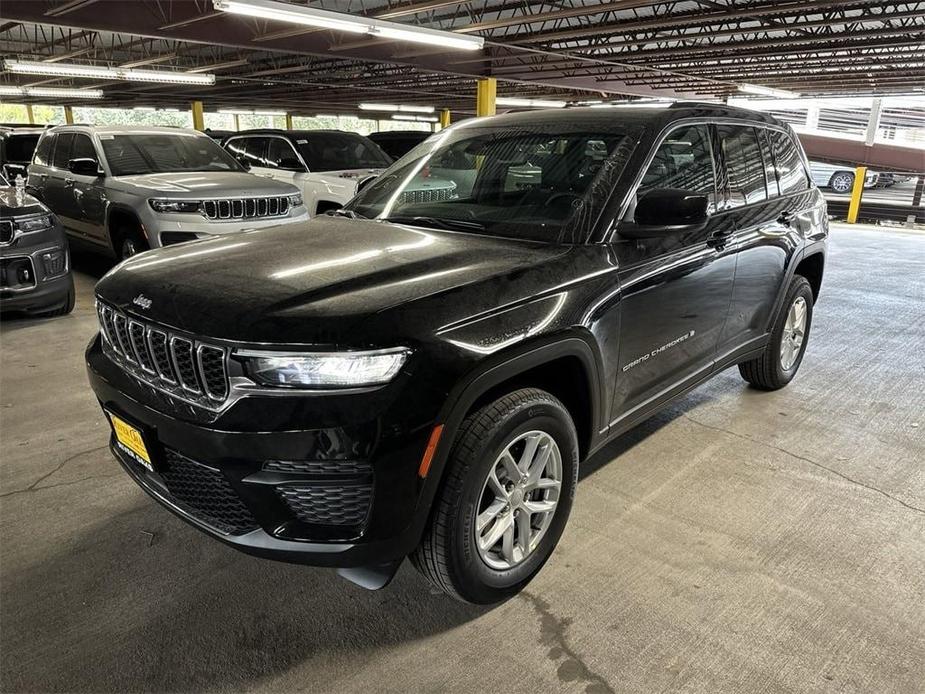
(295, 133, 393, 171)
(345, 122, 638, 243)
(6, 134, 40, 163)
(99, 132, 243, 176)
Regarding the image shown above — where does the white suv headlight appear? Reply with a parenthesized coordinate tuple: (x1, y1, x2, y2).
(149, 198, 203, 214)
(240, 347, 409, 388)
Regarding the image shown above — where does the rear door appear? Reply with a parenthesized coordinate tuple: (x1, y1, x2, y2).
(716, 125, 810, 355)
(610, 123, 738, 422)
(26, 132, 55, 198)
(42, 132, 75, 229)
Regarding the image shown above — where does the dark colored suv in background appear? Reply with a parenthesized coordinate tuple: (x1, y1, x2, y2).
(86, 104, 827, 604)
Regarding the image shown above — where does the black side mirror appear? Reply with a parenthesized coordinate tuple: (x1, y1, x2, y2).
(620, 188, 709, 239)
(356, 174, 379, 193)
(277, 158, 304, 172)
(67, 158, 102, 177)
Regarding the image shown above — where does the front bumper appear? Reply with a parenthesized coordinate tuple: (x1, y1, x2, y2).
(0, 225, 72, 314)
(86, 334, 432, 568)
(145, 208, 310, 248)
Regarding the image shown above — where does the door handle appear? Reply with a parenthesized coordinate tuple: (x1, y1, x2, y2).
(64, 177, 75, 187)
(778, 211, 793, 227)
(707, 229, 733, 247)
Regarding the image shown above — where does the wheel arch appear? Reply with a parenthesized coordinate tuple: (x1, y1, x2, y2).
(106, 204, 147, 255)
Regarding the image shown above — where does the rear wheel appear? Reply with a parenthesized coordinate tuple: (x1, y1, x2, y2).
(739, 275, 814, 390)
(411, 388, 579, 604)
(829, 171, 854, 194)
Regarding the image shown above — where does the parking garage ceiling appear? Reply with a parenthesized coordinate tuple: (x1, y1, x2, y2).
(1, 0, 923, 115)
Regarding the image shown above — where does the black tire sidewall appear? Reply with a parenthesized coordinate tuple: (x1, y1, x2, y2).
(450, 398, 578, 603)
(769, 278, 814, 385)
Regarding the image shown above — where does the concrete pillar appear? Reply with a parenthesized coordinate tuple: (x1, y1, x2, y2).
(285, 113, 293, 130)
(846, 166, 867, 224)
(864, 98, 882, 146)
(439, 109, 451, 128)
(64, 105, 74, 125)
(805, 104, 820, 130)
(476, 78, 496, 118)
(26, 104, 35, 125)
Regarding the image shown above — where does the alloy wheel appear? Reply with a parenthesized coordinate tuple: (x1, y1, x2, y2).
(475, 430, 562, 570)
(780, 296, 807, 371)
(830, 172, 854, 194)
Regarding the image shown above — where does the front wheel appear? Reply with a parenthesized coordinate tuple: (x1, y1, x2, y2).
(411, 388, 579, 604)
(829, 171, 855, 194)
(739, 275, 814, 390)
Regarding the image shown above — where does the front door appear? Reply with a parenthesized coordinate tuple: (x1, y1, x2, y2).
(610, 123, 737, 424)
(65, 133, 108, 244)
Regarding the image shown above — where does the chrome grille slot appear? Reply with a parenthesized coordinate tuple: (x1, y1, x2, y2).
(171, 337, 200, 393)
(129, 320, 155, 373)
(201, 196, 290, 221)
(95, 301, 230, 411)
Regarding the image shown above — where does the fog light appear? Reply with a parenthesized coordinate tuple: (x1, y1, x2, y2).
(41, 249, 66, 277)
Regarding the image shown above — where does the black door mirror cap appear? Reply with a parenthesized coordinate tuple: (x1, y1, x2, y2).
(620, 187, 710, 239)
(67, 158, 102, 177)
(277, 158, 304, 172)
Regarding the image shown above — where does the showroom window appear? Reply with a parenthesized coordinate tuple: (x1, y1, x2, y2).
(640, 124, 716, 197)
(770, 130, 810, 195)
(718, 125, 768, 207)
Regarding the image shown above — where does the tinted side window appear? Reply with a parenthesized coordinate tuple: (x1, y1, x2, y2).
(225, 137, 247, 161)
(71, 134, 97, 162)
(245, 137, 268, 166)
(266, 138, 302, 169)
(758, 129, 779, 197)
(718, 125, 767, 207)
(33, 134, 54, 166)
(51, 133, 75, 169)
(770, 131, 809, 195)
(640, 124, 715, 196)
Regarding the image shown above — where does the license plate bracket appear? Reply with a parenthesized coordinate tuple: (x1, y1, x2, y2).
(106, 411, 155, 472)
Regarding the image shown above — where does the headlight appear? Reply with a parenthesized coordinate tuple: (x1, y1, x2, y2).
(149, 198, 203, 214)
(288, 192, 303, 207)
(241, 348, 409, 388)
(15, 214, 54, 233)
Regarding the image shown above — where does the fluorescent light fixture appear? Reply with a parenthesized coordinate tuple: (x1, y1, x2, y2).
(218, 108, 286, 116)
(358, 103, 435, 114)
(0, 85, 103, 99)
(739, 83, 800, 99)
(496, 97, 567, 109)
(213, 0, 484, 51)
(392, 114, 438, 122)
(3, 59, 215, 85)
(132, 106, 157, 111)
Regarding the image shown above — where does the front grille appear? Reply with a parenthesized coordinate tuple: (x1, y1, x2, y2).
(97, 301, 230, 410)
(399, 183, 457, 205)
(160, 449, 258, 535)
(0, 221, 13, 245)
(202, 196, 289, 221)
(278, 484, 372, 526)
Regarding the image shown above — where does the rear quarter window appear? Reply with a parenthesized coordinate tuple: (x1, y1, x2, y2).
(770, 131, 810, 195)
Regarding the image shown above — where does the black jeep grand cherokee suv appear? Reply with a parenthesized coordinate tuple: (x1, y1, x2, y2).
(87, 105, 827, 603)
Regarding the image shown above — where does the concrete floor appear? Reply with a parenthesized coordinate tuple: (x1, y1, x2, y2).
(1, 224, 923, 693)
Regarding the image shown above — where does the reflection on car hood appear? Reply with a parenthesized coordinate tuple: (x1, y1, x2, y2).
(95, 216, 567, 345)
(0, 186, 47, 217)
(108, 171, 299, 196)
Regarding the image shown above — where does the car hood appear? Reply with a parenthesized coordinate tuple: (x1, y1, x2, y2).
(108, 171, 298, 196)
(0, 186, 46, 217)
(95, 217, 569, 345)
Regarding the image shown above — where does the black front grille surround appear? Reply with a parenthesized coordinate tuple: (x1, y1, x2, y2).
(202, 196, 289, 221)
(97, 301, 230, 410)
(0, 220, 13, 245)
(160, 449, 258, 535)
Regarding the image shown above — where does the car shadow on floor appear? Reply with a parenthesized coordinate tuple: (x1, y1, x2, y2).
(1, 357, 728, 691)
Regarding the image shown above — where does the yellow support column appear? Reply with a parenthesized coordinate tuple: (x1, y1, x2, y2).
(439, 109, 451, 129)
(191, 100, 205, 131)
(64, 105, 74, 124)
(26, 104, 35, 125)
(476, 78, 496, 117)
(846, 166, 867, 224)
(233, 113, 240, 131)
(285, 113, 293, 130)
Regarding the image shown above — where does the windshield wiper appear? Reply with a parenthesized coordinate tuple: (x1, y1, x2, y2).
(329, 208, 366, 219)
(383, 215, 485, 232)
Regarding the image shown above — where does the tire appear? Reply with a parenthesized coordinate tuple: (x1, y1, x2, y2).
(113, 222, 149, 261)
(411, 388, 579, 604)
(829, 171, 854, 194)
(739, 275, 814, 390)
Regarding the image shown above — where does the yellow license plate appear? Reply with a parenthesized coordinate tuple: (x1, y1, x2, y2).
(109, 413, 153, 471)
